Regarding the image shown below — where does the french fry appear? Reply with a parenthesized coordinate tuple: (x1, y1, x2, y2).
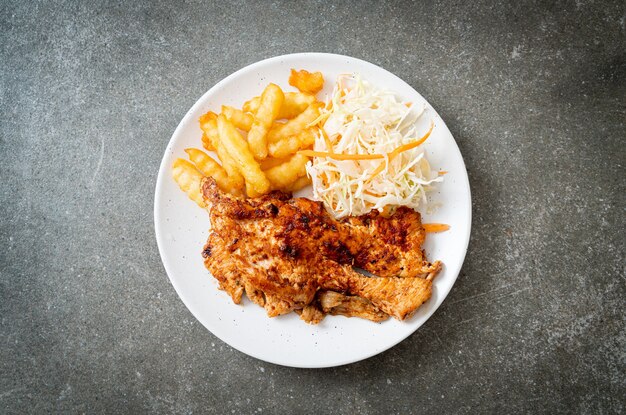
(245, 185, 264, 198)
(289, 69, 324, 95)
(199, 113, 245, 191)
(298, 128, 317, 147)
(185, 148, 226, 178)
(171, 158, 206, 208)
(264, 153, 309, 191)
(200, 132, 213, 151)
(222, 105, 253, 131)
(184, 148, 239, 195)
(268, 128, 317, 158)
(267, 104, 321, 144)
(200, 111, 218, 121)
(282, 93, 316, 118)
(244, 92, 316, 119)
(284, 176, 311, 193)
(241, 97, 259, 113)
(217, 115, 270, 195)
(199, 111, 218, 151)
(246, 175, 310, 195)
(268, 137, 300, 160)
(200, 117, 219, 145)
(190, 92, 316, 199)
(247, 83, 284, 159)
(259, 156, 292, 171)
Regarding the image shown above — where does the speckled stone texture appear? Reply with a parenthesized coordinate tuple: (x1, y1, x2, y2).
(1, 0, 624, 413)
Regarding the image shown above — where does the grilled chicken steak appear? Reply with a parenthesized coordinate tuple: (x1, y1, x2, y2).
(201, 178, 441, 323)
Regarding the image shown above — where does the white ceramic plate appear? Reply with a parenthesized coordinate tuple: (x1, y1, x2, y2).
(154, 53, 471, 368)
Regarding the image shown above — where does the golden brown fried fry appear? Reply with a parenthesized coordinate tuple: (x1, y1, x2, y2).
(185, 148, 225, 178)
(199, 118, 219, 144)
(199, 112, 245, 191)
(243, 92, 316, 119)
(245, 185, 264, 198)
(221, 105, 253, 131)
(171, 158, 206, 208)
(268, 128, 317, 158)
(241, 97, 259, 114)
(280, 93, 316, 118)
(209, 132, 245, 190)
(192, 90, 316, 199)
(264, 153, 309, 191)
(200, 132, 213, 151)
(247, 84, 284, 160)
(267, 103, 321, 144)
(199, 111, 218, 151)
(284, 175, 311, 192)
(289, 69, 324, 95)
(259, 156, 292, 171)
(200, 111, 218, 121)
(217, 115, 270, 196)
(299, 128, 317, 147)
(184, 148, 241, 196)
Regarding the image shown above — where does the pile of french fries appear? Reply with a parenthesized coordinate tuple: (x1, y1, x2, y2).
(172, 69, 325, 207)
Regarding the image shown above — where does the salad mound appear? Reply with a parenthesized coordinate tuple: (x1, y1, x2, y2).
(304, 74, 442, 218)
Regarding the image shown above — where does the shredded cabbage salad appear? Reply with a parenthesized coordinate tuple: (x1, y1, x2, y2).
(305, 74, 442, 218)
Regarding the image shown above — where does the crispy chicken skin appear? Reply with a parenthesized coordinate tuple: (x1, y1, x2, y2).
(201, 178, 441, 322)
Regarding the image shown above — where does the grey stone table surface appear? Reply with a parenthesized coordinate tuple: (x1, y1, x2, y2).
(1, 0, 624, 413)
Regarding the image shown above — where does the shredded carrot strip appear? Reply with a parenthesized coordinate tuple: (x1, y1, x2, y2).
(321, 170, 338, 188)
(423, 223, 450, 233)
(363, 190, 384, 197)
(302, 119, 435, 189)
(404, 102, 412, 108)
(438, 170, 448, 176)
(320, 129, 336, 154)
(366, 121, 435, 182)
(364, 158, 388, 184)
(301, 121, 433, 166)
(298, 150, 384, 160)
(321, 172, 329, 187)
(389, 121, 434, 156)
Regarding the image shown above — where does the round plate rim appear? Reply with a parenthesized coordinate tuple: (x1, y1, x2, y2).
(154, 52, 472, 368)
